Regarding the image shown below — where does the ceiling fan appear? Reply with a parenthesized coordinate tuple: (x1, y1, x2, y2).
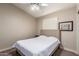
(30, 3, 48, 11)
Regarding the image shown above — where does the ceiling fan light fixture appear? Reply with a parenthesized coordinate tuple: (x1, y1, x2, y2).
(40, 3, 48, 6)
(30, 3, 48, 11)
(31, 4, 40, 11)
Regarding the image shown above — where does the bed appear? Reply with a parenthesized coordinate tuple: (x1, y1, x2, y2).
(13, 35, 60, 56)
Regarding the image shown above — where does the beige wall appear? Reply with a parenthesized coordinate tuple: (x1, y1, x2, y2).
(76, 4, 79, 53)
(37, 7, 76, 51)
(0, 4, 37, 49)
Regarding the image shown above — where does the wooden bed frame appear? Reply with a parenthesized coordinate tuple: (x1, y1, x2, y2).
(16, 30, 61, 56)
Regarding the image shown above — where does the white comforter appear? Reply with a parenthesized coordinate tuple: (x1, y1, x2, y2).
(13, 36, 60, 56)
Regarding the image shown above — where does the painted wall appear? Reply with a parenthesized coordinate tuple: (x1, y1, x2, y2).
(0, 4, 37, 49)
(76, 4, 79, 53)
(37, 7, 76, 51)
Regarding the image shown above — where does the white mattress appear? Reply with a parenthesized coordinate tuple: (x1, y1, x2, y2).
(13, 36, 60, 56)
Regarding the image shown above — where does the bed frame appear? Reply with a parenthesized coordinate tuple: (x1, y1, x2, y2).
(16, 30, 61, 56)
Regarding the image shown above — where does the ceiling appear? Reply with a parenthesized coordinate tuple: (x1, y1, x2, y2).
(13, 3, 76, 18)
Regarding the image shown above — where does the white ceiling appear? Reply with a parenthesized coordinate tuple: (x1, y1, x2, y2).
(13, 3, 76, 18)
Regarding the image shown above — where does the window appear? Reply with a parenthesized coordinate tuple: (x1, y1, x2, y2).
(42, 17, 58, 30)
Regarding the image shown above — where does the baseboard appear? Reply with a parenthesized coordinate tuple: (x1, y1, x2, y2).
(0, 47, 13, 52)
(60, 47, 79, 56)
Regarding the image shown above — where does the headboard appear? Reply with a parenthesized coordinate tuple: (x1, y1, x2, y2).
(40, 30, 61, 41)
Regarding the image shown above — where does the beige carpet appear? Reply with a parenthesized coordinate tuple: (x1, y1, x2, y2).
(0, 48, 78, 56)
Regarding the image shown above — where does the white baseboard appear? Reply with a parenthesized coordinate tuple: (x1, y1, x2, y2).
(60, 47, 79, 55)
(0, 47, 13, 52)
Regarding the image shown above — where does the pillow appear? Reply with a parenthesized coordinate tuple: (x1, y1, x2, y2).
(39, 35, 47, 37)
(37, 35, 47, 39)
(48, 36, 60, 43)
(48, 36, 58, 41)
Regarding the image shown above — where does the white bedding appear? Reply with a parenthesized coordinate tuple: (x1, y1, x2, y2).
(13, 36, 60, 56)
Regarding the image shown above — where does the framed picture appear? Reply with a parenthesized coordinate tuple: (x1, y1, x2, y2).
(59, 21, 73, 31)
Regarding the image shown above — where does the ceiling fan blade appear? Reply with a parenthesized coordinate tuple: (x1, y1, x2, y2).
(40, 3, 48, 6)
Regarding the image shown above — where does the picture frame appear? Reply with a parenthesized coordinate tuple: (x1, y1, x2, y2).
(59, 21, 73, 31)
